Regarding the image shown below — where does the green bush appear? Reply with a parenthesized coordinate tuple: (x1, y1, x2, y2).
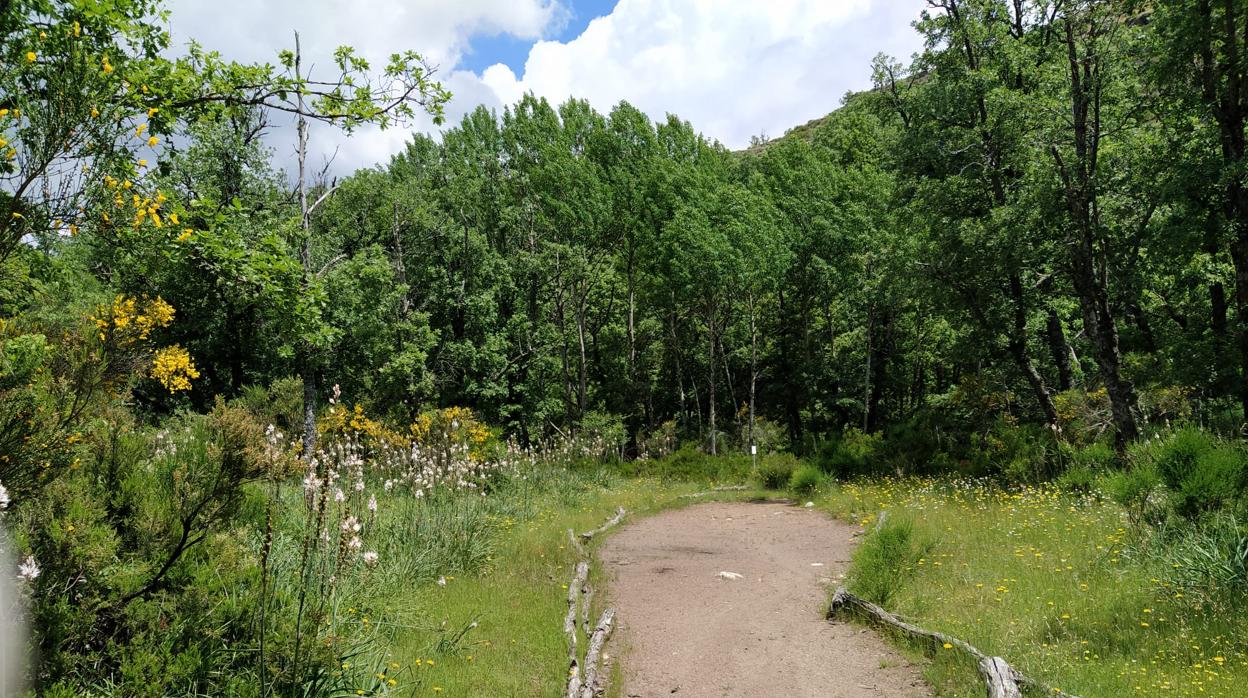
(788, 463, 822, 494)
(847, 516, 928, 607)
(756, 453, 800, 489)
(1172, 446, 1245, 520)
(1155, 427, 1216, 491)
(1101, 461, 1163, 527)
(1141, 427, 1247, 520)
(815, 428, 881, 478)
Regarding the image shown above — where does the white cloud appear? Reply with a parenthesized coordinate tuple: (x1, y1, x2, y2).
(164, 0, 927, 175)
(482, 0, 926, 149)
(166, 0, 564, 175)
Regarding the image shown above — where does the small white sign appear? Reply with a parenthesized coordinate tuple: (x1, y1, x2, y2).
(750, 444, 757, 455)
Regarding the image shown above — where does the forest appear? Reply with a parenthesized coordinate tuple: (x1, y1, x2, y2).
(3, 0, 1248, 696)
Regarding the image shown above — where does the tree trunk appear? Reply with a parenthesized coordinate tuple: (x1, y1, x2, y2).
(1008, 273, 1058, 425)
(1046, 308, 1074, 391)
(294, 33, 317, 458)
(1054, 15, 1139, 444)
(707, 302, 718, 456)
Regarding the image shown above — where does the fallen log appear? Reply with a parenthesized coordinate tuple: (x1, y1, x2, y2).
(564, 509, 627, 698)
(578, 607, 616, 698)
(579, 506, 626, 541)
(678, 485, 749, 499)
(828, 587, 1080, 698)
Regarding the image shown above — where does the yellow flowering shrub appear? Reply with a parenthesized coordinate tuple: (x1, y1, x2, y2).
(91, 294, 175, 346)
(151, 345, 200, 392)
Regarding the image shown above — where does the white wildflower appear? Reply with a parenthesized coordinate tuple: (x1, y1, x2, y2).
(362, 551, 379, 566)
(18, 555, 39, 582)
(367, 494, 377, 513)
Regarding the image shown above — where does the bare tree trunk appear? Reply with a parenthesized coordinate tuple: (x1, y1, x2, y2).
(707, 301, 718, 456)
(748, 294, 758, 452)
(295, 33, 318, 458)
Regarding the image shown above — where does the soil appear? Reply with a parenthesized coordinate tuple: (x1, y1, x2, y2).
(598, 500, 933, 697)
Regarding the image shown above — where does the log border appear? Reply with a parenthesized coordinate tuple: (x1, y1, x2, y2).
(564, 507, 626, 698)
(828, 587, 1082, 698)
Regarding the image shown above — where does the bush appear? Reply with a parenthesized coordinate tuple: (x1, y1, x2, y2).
(847, 516, 928, 607)
(815, 428, 881, 478)
(1145, 427, 1247, 520)
(788, 463, 822, 495)
(1101, 461, 1163, 527)
(1057, 441, 1116, 493)
(756, 453, 800, 489)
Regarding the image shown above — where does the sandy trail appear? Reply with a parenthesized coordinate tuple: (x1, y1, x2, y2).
(599, 500, 932, 697)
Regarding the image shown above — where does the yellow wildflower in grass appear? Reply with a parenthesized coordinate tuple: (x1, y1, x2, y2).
(25, 51, 36, 63)
(151, 345, 200, 392)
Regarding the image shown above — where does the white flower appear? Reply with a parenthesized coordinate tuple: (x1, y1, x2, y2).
(348, 536, 362, 551)
(0, 481, 9, 511)
(436, 576, 447, 586)
(367, 494, 377, 513)
(333, 488, 345, 503)
(18, 555, 39, 582)
(362, 551, 379, 566)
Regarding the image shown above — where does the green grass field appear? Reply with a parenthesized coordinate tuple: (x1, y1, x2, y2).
(821, 478, 1248, 697)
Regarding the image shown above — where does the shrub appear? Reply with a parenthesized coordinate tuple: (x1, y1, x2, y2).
(756, 453, 799, 489)
(847, 516, 927, 607)
(815, 428, 881, 478)
(1101, 460, 1163, 528)
(1171, 446, 1245, 520)
(1145, 427, 1247, 520)
(788, 463, 822, 494)
(1154, 427, 1215, 491)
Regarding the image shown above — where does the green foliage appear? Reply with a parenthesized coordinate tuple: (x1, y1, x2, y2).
(755, 453, 800, 490)
(847, 516, 926, 607)
(815, 428, 882, 478)
(788, 463, 822, 495)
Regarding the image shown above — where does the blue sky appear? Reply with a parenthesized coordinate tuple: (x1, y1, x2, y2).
(167, 0, 928, 174)
(457, 0, 619, 75)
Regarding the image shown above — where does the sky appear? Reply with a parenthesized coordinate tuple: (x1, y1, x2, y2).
(165, 0, 927, 177)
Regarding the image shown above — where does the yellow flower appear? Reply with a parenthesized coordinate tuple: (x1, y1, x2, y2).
(151, 345, 200, 392)
(942, 643, 953, 649)
(148, 136, 159, 147)
(73, 21, 81, 38)
(25, 51, 36, 63)
(0, 109, 7, 117)
(147, 107, 159, 118)
(177, 229, 193, 243)
(102, 57, 113, 73)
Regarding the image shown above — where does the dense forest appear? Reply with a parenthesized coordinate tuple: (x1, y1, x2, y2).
(5, 0, 1248, 696)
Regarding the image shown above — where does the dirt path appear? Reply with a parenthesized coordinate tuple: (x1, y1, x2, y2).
(599, 500, 932, 697)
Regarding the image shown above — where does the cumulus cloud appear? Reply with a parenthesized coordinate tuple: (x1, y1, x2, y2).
(483, 0, 926, 148)
(165, 0, 565, 174)
(164, 0, 926, 175)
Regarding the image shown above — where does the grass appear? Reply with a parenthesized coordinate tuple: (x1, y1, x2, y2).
(370, 465, 751, 696)
(820, 477, 1248, 697)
